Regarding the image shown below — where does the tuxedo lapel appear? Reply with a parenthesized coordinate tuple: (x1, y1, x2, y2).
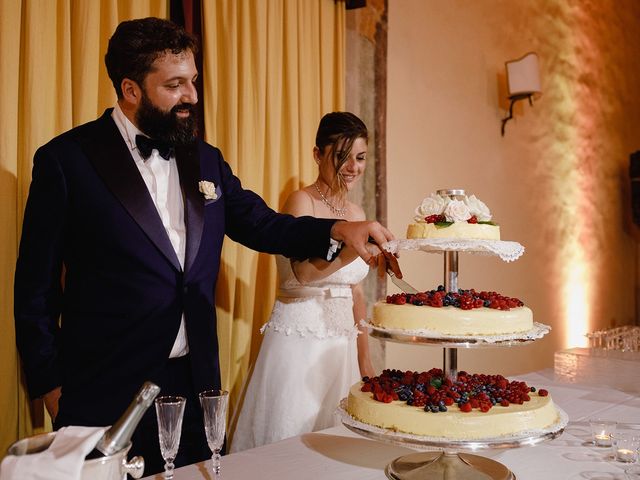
(81, 111, 182, 272)
(176, 144, 204, 275)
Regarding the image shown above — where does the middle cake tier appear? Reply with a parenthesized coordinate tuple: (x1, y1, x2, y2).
(372, 287, 533, 336)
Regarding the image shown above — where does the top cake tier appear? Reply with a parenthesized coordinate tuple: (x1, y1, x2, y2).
(407, 190, 500, 241)
(386, 190, 524, 261)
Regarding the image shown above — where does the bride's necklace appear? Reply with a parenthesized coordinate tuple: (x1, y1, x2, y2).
(314, 181, 347, 217)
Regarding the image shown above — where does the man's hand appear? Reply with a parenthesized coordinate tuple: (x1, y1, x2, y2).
(330, 221, 399, 270)
(43, 386, 62, 422)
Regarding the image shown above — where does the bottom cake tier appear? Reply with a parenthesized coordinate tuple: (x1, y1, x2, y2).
(346, 369, 561, 440)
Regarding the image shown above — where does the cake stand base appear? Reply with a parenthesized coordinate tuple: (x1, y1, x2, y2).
(385, 451, 515, 480)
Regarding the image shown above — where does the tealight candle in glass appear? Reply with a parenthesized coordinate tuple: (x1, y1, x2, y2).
(615, 432, 640, 463)
(589, 418, 616, 447)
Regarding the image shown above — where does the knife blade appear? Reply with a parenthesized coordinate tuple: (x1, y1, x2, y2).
(387, 269, 419, 294)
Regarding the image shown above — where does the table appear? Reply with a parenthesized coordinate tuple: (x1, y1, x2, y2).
(142, 369, 640, 480)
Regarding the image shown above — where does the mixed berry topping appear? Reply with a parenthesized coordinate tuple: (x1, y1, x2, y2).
(424, 214, 447, 224)
(385, 285, 524, 311)
(423, 214, 490, 226)
(361, 368, 547, 413)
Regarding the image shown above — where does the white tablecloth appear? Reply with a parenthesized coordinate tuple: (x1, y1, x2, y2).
(142, 369, 640, 480)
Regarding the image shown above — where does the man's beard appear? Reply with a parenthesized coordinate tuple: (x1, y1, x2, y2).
(136, 91, 197, 145)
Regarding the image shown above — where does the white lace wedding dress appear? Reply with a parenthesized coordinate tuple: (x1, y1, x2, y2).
(230, 254, 369, 452)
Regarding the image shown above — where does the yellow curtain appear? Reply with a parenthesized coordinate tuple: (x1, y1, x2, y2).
(0, 0, 167, 456)
(200, 0, 345, 431)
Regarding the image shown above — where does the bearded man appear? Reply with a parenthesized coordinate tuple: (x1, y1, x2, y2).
(14, 17, 396, 474)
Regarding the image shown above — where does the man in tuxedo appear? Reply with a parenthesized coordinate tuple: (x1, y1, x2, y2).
(14, 17, 397, 473)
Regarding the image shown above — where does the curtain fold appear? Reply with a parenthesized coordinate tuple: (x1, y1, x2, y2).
(0, 0, 167, 456)
(200, 0, 345, 431)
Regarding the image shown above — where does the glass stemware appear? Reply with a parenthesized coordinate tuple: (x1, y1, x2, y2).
(199, 390, 229, 478)
(155, 395, 186, 479)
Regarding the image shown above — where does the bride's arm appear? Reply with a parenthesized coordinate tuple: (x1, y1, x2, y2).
(352, 283, 375, 378)
(285, 191, 359, 284)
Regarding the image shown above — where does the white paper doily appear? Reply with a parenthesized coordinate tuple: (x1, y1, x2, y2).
(363, 320, 551, 345)
(382, 238, 525, 262)
(335, 398, 568, 450)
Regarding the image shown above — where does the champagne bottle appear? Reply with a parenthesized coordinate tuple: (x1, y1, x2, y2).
(86, 381, 161, 459)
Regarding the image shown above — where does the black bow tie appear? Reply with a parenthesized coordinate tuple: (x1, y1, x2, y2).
(135, 135, 174, 160)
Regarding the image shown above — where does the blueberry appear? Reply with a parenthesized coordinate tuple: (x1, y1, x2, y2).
(484, 300, 491, 307)
(430, 405, 439, 412)
(362, 376, 369, 382)
(530, 386, 536, 392)
(439, 405, 448, 412)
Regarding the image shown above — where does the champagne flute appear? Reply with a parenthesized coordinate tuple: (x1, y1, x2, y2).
(199, 390, 229, 478)
(155, 395, 186, 479)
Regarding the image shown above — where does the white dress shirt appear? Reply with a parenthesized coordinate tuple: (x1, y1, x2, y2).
(111, 104, 189, 358)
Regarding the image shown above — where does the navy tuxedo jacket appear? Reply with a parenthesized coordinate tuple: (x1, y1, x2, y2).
(15, 109, 334, 425)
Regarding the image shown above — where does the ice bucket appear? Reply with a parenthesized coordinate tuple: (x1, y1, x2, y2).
(6, 432, 144, 480)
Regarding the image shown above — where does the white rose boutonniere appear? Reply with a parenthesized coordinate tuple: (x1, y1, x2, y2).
(198, 180, 218, 200)
(443, 199, 471, 223)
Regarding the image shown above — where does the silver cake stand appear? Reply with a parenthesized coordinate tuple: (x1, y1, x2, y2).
(336, 399, 568, 480)
(342, 227, 559, 480)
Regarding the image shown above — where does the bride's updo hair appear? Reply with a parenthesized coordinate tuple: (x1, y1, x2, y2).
(315, 112, 368, 198)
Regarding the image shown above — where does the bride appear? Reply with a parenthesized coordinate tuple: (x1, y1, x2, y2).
(230, 112, 378, 452)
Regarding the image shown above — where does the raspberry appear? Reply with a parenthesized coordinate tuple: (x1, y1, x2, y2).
(459, 402, 472, 413)
(538, 389, 548, 397)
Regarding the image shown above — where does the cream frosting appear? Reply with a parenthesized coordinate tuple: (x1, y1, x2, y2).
(372, 302, 533, 335)
(347, 382, 559, 439)
(406, 222, 500, 240)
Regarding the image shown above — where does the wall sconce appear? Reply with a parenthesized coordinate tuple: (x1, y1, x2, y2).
(501, 52, 542, 136)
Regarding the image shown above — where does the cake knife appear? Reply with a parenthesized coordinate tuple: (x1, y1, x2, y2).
(387, 268, 419, 294)
(366, 236, 420, 294)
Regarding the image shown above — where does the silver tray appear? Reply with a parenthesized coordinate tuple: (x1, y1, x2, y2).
(336, 399, 568, 451)
(366, 321, 551, 348)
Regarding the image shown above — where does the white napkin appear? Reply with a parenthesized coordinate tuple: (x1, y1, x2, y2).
(0, 426, 107, 480)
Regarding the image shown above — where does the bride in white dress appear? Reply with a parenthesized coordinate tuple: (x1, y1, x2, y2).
(231, 112, 376, 452)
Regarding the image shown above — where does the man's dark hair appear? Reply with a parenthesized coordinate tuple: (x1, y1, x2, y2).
(105, 17, 198, 98)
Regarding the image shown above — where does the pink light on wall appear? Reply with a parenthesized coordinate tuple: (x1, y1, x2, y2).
(551, 5, 605, 349)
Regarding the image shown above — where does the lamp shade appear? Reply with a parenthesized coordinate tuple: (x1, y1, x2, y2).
(506, 52, 541, 97)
